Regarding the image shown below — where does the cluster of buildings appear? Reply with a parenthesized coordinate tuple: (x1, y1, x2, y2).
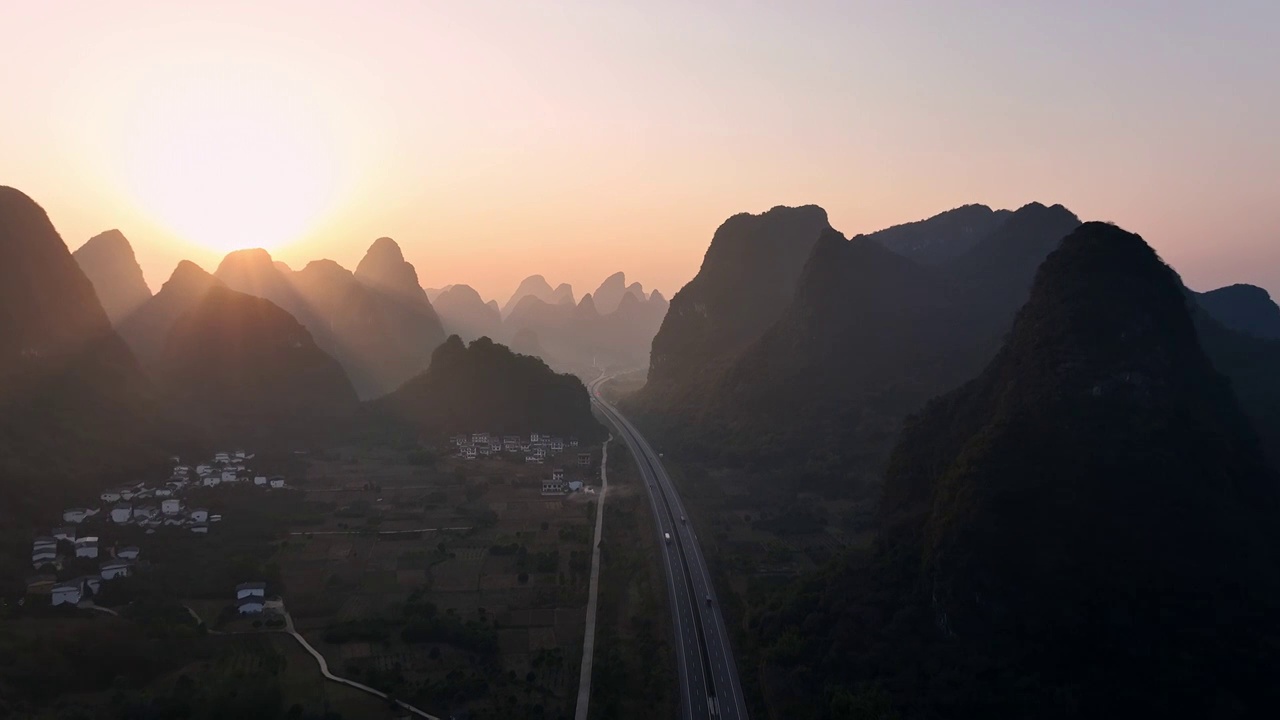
(449, 432, 597, 496)
(450, 432, 580, 464)
(29, 449, 287, 606)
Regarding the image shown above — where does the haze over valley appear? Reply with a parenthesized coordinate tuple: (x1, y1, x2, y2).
(4, 2, 1280, 719)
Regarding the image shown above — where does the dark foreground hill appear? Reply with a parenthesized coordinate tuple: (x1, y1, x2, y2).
(373, 336, 605, 442)
(159, 286, 358, 443)
(0, 187, 173, 541)
(754, 222, 1280, 719)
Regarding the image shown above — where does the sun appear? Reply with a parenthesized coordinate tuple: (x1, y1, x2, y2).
(119, 69, 346, 254)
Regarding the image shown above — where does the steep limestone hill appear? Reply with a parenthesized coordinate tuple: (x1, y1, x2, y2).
(72, 229, 153, 324)
(0, 186, 172, 532)
(636, 204, 833, 414)
(374, 336, 605, 442)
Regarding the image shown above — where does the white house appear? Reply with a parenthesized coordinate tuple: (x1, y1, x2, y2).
(110, 505, 132, 524)
(569, 437, 580, 447)
(155, 487, 173, 497)
(551, 439, 565, 452)
(99, 490, 121, 503)
(117, 546, 140, 560)
(190, 523, 209, 534)
(202, 475, 220, 488)
(551, 468, 565, 482)
(53, 527, 76, 542)
(190, 509, 209, 523)
(236, 581, 267, 600)
(237, 596, 264, 614)
(541, 480, 565, 495)
(32, 548, 58, 568)
(63, 508, 93, 523)
(210, 514, 223, 522)
(51, 582, 82, 606)
(577, 453, 592, 467)
(119, 488, 136, 501)
(531, 432, 541, 443)
(214, 452, 231, 463)
(196, 464, 212, 475)
(221, 470, 237, 483)
(162, 498, 181, 515)
(75, 537, 99, 559)
(33, 536, 57, 550)
(269, 477, 285, 489)
(254, 476, 267, 486)
(525, 455, 542, 464)
(133, 505, 158, 520)
(462, 446, 477, 460)
(100, 561, 130, 580)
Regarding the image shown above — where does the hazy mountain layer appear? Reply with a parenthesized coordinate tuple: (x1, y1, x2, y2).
(160, 286, 358, 442)
(72, 229, 153, 325)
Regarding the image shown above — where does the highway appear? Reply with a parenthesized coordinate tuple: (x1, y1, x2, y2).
(588, 375, 749, 720)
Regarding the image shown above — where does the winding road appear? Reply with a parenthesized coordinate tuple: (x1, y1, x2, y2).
(588, 375, 749, 720)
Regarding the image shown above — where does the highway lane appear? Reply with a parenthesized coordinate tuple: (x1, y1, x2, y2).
(588, 376, 748, 720)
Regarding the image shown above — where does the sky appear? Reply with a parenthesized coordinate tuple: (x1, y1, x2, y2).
(2, 0, 1277, 303)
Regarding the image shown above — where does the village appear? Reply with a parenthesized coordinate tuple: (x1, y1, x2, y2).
(27, 449, 286, 610)
(451, 431, 594, 495)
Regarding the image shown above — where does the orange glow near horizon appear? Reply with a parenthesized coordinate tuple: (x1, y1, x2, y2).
(2, 2, 1278, 302)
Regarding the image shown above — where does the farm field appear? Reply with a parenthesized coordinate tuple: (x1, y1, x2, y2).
(278, 443, 603, 720)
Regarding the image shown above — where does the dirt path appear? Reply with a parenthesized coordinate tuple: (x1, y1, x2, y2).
(281, 611, 441, 719)
(574, 434, 611, 720)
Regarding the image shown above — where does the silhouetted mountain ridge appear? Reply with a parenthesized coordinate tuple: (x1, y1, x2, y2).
(374, 336, 605, 441)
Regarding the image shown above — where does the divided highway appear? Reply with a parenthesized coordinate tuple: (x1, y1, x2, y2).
(588, 376, 748, 720)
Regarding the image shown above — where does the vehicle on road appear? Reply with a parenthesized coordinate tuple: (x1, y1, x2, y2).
(664, 532, 671, 544)
(681, 515, 686, 524)
(705, 594, 712, 606)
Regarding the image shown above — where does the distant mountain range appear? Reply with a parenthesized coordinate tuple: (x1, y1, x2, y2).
(500, 272, 667, 372)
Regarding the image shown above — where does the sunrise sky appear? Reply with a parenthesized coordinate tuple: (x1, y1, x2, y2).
(3, 1, 1277, 302)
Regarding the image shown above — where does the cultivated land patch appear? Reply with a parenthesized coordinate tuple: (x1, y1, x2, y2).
(278, 442, 603, 719)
